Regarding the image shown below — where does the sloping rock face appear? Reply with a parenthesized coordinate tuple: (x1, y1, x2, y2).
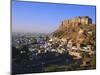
(52, 16, 96, 47)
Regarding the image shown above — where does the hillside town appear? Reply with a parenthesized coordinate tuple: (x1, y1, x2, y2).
(13, 34, 95, 58)
(12, 16, 96, 74)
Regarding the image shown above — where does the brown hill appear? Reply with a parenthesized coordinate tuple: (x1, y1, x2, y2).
(51, 16, 96, 46)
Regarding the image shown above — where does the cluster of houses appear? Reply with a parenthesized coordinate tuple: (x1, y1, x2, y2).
(12, 34, 95, 60)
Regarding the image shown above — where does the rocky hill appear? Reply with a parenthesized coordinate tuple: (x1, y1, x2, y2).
(51, 16, 96, 47)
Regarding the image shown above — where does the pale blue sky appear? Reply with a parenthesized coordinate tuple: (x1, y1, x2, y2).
(12, 1, 96, 33)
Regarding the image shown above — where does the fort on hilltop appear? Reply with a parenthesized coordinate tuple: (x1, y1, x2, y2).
(52, 16, 95, 44)
(60, 16, 92, 28)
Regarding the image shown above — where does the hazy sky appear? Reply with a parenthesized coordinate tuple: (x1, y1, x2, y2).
(12, 0, 96, 33)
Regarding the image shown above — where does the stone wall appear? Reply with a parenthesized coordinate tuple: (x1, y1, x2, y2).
(60, 16, 92, 28)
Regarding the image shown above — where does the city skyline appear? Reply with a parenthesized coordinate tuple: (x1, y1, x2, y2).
(12, 1, 96, 33)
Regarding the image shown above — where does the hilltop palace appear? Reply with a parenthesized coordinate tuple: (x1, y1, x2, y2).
(60, 16, 92, 28)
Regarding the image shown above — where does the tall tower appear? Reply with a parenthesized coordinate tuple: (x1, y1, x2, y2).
(80, 16, 92, 25)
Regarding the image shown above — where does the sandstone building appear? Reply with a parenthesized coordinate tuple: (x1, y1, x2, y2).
(60, 16, 92, 28)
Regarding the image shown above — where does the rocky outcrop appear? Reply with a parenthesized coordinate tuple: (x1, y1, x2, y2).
(51, 16, 96, 48)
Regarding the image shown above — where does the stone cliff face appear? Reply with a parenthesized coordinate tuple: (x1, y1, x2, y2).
(52, 16, 96, 46)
